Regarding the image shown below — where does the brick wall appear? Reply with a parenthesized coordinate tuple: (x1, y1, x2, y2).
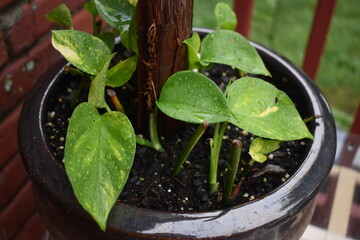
(0, 1, 92, 239)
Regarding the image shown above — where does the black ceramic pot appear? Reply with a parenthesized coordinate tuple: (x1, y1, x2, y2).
(19, 28, 336, 240)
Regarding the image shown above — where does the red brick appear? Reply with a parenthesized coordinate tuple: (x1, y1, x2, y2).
(0, 57, 29, 117)
(0, 180, 36, 239)
(0, 0, 13, 8)
(64, 0, 88, 12)
(28, 36, 62, 87)
(14, 212, 46, 240)
(31, 0, 62, 40)
(0, 33, 9, 67)
(0, 153, 29, 206)
(0, 37, 61, 118)
(8, 4, 35, 55)
(0, 105, 22, 168)
(73, 8, 94, 34)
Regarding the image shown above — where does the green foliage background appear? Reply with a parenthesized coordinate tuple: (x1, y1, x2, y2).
(193, 0, 360, 131)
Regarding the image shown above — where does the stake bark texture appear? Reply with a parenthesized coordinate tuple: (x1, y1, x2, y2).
(136, 0, 193, 130)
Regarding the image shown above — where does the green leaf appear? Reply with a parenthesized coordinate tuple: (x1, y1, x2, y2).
(51, 30, 111, 75)
(84, 0, 98, 17)
(88, 54, 114, 109)
(120, 13, 139, 54)
(120, 13, 138, 53)
(128, 0, 137, 6)
(45, 4, 73, 29)
(157, 71, 232, 124)
(215, 2, 237, 30)
(94, 0, 135, 32)
(65, 102, 136, 231)
(98, 32, 116, 52)
(107, 55, 138, 87)
(249, 137, 280, 163)
(200, 30, 270, 76)
(227, 77, 313, 140)
(183, 33, 204, 69)
(185, 32, 201, 53)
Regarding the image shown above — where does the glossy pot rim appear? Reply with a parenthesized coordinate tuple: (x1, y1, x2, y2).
(19, 28, 336, 238)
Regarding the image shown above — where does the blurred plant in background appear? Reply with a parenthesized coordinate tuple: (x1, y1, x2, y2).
(193, 0, 360, 131)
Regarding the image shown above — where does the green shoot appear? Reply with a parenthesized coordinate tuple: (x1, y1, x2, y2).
(172, 121, 209, 176)
(149, 106, 165, 152)
(209, 122, 229, 194)
(223, 139, 242, 205)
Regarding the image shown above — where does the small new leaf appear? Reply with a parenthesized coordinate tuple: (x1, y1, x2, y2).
(65, 102, 136, 231)
(157, 71, 232, 124)
(183, 33, 204, 69)
(200, 30, 270, 76)
(46, 4, 73, 29)
(51, 30, 111, 75)
(249, 137, 280, 163)
(215, 2, 237, 30)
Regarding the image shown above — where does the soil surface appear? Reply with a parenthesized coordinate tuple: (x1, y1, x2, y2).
(44, 56, 311, 212)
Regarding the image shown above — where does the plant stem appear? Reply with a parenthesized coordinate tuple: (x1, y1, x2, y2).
(149, 106, 165, 152)
(209, 121, 229, 194)
(223, 139, 242, 205)
(64, 66, 85, 77)
(209, 123, 220, 193)
(136, 136, 156, 149)
(105, 104, 111, 113)
(303, 114, 321, 123)
(172, 121, 209, 176)
(93, 19, 101, 36)
(248, 159, 256, 166)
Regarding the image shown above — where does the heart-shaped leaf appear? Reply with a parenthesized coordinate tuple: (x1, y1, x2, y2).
(107, 55, 138, 87)
(157, 71, 232, 124)
(215, 2, 237, 30)
(52, 30, 111, 75)
(46, 4, 73, 29)
(227, 77, 313, 140)
(94, 0, 135, 32)
(64, 102, 136, 231)
(249, 137, 280, 163)
(200, 30, 270, 76)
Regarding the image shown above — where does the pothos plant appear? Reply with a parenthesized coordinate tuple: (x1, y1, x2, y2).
(46, 0, 313, 231)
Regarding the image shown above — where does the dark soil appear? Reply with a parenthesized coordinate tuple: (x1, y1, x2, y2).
(44, 54, 310, 212)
